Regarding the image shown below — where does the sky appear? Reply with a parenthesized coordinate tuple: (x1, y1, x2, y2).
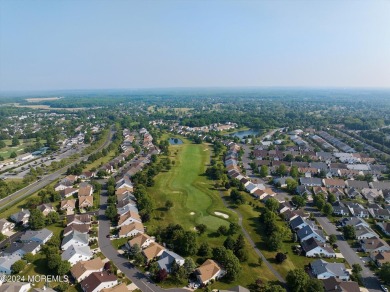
(0, 0, 389, 91)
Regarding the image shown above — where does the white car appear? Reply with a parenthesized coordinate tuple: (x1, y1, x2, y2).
(381, 285, 388, 292)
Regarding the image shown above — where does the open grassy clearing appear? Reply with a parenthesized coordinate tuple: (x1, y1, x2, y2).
(144, 136, 277, 287)
(84, 149, 117, 171)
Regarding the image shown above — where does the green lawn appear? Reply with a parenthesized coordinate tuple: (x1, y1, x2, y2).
(143, 136, 277, 287)
(146, 138, 233, 233)
(0, 139, 46, 160)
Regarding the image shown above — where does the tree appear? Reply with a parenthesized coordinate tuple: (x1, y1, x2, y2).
(306, 278, 324, 292)
(260, 210, 278, 235)
(212, 247, 240, 281)
(29, 209, 46, 230)
(343, 225, 356, 240)
(275, 252, 287, 263)
(322, 203, 334, 216)
(327, 193, 336, 204)
(266, 231, 283, 251)
(196, 224, 207, 235)
(23, 252, 35, 263)
(230, 189, 245, 205)
(11, 137, 20, 146)
(47, 254, 61, 270)
(314, 194, 326, 210)
(276, 164, 287, 176)
(46, 211, 60, 225)
(11, 260, 26, 274)
(265, 197, 279, 213)
(379, 262, 390, 284)
(105, 205, 117, 221)
(229, 222, 240, 235)
(183, 258, 196, 275)
(175, 231, 198, 256)
(352, 263, 362, 275)
(260, 165, 269, 178)
(10, 151, 17, 158)
(165, 200, 173, 210)
(263, 284, 286, 292)
(257, 257, 263, 267)
(156, 269, 168, 282)
(217, 225, 229, 236)
(290, 165, 299, 178)
(329, 234, 337, 245)
(224, 236, 235, 250)
(234, 234, 245, 253)
(0, 140, 6, 149)
(286, 268, 309, 292)
(198, 242, 211, 257)
(292, 195, 306, 208)
(286, 178, 298, 193)
(56, 260, 71, 275)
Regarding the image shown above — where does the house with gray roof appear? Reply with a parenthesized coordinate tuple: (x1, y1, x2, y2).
(0, 282, 31, 291)
(344, 202, 369, 218)
(301, 238, 335, 258)
(370, 181, 390, 191)
(10, 209, 30, 225)
(0, 254, 21, 274)
(290, 216, 308, 230)
(332, 202, 349, 217)
(2, 241, 41, 256)
(345, 180, 369, 190)
(300, 177, 322, 187)
(354, 225, 377, 240)
(157, 250, 185, 273)
(339, 217, 370, 228)
(20, 228, 53, 244)
(310, 259, 350, 280)
(297, 225, 326, 243)
(61, 245, 93, 265)
(61, 230, 89, 250)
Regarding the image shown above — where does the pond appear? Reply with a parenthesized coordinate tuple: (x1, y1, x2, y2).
(169, 138, 183, 145)
(228, 129, 260, 139)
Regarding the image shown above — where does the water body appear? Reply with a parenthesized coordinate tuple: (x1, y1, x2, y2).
(169, 138, 183, 145)
(229, 129, 260, 139)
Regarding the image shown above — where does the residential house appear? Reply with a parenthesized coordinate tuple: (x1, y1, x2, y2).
(80, 171, 95, 180)
(345, 188, 362, 199)
(116, 202, 138, 216)
(377, 222, 390, 236)
(54, 180, 73, 192)
(361, 188, 383, 203)
(370, 251, 390, 267)
(344, 202, 369, 218)
(79, 196, 94, 209)
(157, 250, 185, 273)
(115, 177, 134, 192)
(370, 181, 390, 191)
(67, 214, 92, 226)
(126, 233, 155, 250)
(354, 226, 377, 240)
(300, 177, 322, 187)
(36, 203, 56, 216)
(2, 241, 41, 256)
(78, 183, 93, 197)
(0, 282, 31, 292)
(368, 204, 390, 220)
(290, 216, 308, 230)
(296, 185, 311, 197)
(20, 228, 53, 244)
(70, 257, 104, 282)
(101, 284, 128, 292)
(10, 209, 30, 225)
(118, 222, 144, 238)
(61, 245, 93, 265)
(0, 219, 14, 234)
(339, 217, 369, 228)
(297, 225, 326, 243)
(345, 180, 369, 190)
(80, 271, 118, 292)
(64, 224, 90, 237)
(142, 242, 165, 262)
(278, 201, 294, 214)
(332, 202, 349, 217)
(195, 259, 225, 285)
(0, 254, 21, 274)
(253, 188, 275, 200)
(117, 211, 142, 227)
(60, 187, 78, 198)
(323, 179, 345, 189)
(321, 277, 360, 292)
(61, 199, 76, 215)
(301, 238, 336, 258)
(310, 259, 350, 280)
(327, 188, 344, 199)
(62, 175, 78, 185)
(360, 238, 390, 253)
(312, 187, 328, 196)
(61, 230, 89, 250)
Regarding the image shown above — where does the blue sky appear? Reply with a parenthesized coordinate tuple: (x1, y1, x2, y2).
(0, 0, 389, 91)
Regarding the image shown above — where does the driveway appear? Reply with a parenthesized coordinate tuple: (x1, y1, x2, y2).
(315, 216, 383, 292)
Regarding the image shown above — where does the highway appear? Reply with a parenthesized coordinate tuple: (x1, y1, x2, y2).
(0, 128, 115, 214)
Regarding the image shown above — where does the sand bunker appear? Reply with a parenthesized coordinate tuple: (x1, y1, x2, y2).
(214, 211, 229, 219)
(190, 212, 195, 215)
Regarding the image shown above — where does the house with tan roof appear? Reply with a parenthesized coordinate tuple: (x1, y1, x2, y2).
(361, 237, 390, 253)
(118, 222, 144, 238)
(60, 187, 78, 198)
(71, 257, 104, 282)
(322, 179, 345, 189)
(252, 188, 275, 200)
(79, 196, 94, 209)
(64, 224, 90, 237)
(67, 214, 92, 226)
(81, 271, 118, 292)
(36, 203, 56, 216)
(79, 183, 93, 197)
(142, 242, 165, 262)
(126, 233, 155, 250)
(117, 211, 142, 227)
(195, 259, 225, 285)
(61, 199, 76, 215)
(0, 219, 14, 234)
(370, 251, 390, 267)
(101, 283, 128, 292)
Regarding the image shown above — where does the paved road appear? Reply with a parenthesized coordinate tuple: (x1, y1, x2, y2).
(0, 129, 115, 213)
(315, 216, 382, 292)
(98, 190, 188, 292)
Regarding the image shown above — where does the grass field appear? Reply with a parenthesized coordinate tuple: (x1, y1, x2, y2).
(144, 136, 277, 287)
(0, 138, 47, 160)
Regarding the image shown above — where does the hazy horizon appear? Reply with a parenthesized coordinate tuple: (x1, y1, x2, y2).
(1, 0, 389, 91)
